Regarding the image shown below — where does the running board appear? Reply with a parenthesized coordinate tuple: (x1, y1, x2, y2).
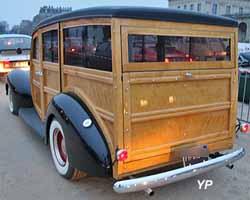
(19, 107, 45, 138)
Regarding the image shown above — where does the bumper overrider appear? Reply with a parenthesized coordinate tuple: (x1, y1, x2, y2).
(113, 148, 245, 193)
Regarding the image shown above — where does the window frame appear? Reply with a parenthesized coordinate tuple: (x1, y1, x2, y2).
(40, 24, 59, 64)
(42, 30, 59, 63)
(121, 26, 235, 72)
(212, 4, 218, 15)
(197, 3, 202, 12)
(62, 22, 112, 72)
(190, 4, 194, 11)
(32, 36, 39, 60)
(226, 5, 231, 15)
(239, 7, 243, 15)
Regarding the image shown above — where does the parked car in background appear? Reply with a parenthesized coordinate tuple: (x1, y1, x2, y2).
(238, 42, 250, 54)
(0, 34, 31, 74)
(239, 52, 250, 67)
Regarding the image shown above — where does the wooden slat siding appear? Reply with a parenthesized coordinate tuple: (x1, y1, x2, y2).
(31, 28, 44, 119)
(119, 18, 236, 32)
(111, 18, 125, 178)
(59, 18, 116, 174)
(128, 74, 231, 84)
(229, 30, 239, 143)
(120, 138, 233, 177)
(44, 87, 59, 95)
(63, 67, 113, 85)
(96, 107, 115, 123)
(61, 18, 111, 29)
(123, 73, 132, 164)
(31, 16, 238, 180)
(118, 18, 238, 178)
(122, 70, 232, 162)
(40, 23, 61, 118)
(131, 132, 230, 160)
(132, 102, 231, 123)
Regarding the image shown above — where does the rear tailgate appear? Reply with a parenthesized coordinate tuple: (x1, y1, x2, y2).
(122, 69, 237, 173)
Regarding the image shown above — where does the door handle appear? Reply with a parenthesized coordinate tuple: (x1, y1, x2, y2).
(35, 71, 43, 77)
(185, 72, 193, 78)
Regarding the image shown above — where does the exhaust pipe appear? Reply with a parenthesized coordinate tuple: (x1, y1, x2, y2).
(144, 188, 154, 196)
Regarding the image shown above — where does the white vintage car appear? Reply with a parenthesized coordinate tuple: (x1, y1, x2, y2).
(0, 34, 31, 73)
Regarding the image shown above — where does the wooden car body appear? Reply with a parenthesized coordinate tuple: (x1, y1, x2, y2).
(6, 7, 245, 193)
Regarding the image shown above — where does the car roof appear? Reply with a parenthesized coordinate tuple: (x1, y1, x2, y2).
(0, 34, 32, 39)
(35, 6, 238, 32)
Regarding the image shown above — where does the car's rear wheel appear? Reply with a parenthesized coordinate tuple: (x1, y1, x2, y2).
(49, 119, 86, 180)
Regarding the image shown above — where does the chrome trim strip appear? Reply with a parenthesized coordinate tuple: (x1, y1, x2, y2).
(113, 148, 245, 193)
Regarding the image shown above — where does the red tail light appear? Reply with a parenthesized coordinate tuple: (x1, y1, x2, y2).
(240, 123, 249, 133)
(3, 61, 11, 68)
(117, 149, 128, 162)
(165, 58, 170, 63)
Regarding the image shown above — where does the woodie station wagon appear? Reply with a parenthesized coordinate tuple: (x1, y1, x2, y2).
(5, 6, 245, 194)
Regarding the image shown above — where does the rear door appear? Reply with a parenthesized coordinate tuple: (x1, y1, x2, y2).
(121, 26, 237, 165)
(31, 24, 61, 120)
(31, 32, 43, 117)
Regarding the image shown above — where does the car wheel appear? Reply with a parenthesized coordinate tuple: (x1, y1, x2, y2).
(49, 119, 86, 180)
(8, 88, 19, 115)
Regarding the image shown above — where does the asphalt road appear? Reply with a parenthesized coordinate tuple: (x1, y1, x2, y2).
(0, 82, 250, 200)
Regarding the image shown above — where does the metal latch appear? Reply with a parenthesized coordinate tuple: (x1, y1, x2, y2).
(185, 72, 193, 78)
(35, 71, 43, 77)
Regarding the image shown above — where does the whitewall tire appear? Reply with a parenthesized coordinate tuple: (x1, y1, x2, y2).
(49, 119, 86, 180)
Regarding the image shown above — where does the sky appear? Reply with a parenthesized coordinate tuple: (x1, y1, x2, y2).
(1, 0, 168, 27)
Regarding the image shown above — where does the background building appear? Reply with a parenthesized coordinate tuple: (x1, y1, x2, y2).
(33, 6, 72, 27)
(6, 6, 72, 35)
(169, 0, 250, 42)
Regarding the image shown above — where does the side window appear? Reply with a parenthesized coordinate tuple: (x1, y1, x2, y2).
(128, 34, 231, 63)
(42, 30, 58, 63)
(33, 37, 39, 60)
(64, 25, 112, 72)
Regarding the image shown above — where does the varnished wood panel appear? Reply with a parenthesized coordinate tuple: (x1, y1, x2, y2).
(31, 17, 238, 180)
(120, 138, 233, 177)
(62, 66, 115, 155)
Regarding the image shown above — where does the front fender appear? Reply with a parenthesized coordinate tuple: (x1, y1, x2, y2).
(45, 93, 112, 177)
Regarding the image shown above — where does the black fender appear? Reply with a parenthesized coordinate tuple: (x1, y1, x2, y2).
(5, 69, 33, 109)
(45, 93, 112, 177)
(6, 69, 31, 97)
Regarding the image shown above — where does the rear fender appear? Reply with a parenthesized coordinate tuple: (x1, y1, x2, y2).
(45, 93, 112, 177)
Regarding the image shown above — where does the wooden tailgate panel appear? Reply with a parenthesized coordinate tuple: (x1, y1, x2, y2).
(123, 69, 235, 164)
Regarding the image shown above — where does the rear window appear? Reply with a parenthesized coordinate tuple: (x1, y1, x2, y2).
(0, 37, 31, 51)
(128, 35, 231, 63)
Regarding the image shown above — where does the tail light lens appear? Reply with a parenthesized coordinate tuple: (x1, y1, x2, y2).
(165, 58, 170, 63)
(116, 149, 128, 162)
(240, 123, 249, 133)
(0, 61, 11, 68)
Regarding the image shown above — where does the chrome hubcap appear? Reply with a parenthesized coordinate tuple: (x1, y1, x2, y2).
(53, 128, 67, 166)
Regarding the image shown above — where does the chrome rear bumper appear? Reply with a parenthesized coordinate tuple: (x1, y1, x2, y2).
(113, 148, 245, 193)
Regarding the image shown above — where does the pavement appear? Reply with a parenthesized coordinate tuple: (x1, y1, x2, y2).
(0, 82, 250, 200)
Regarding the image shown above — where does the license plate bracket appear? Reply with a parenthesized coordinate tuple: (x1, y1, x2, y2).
(180, 145, 209, 166)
